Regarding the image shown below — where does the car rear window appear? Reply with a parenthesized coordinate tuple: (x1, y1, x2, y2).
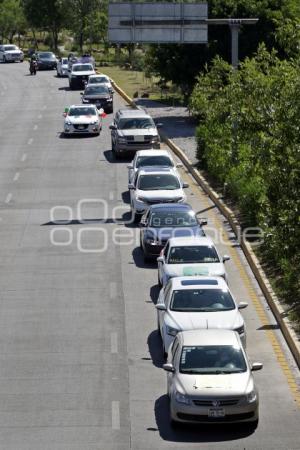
(170, 288, 235, 311)
(73, 64, 93, 72)
(167, 245, 220, 264)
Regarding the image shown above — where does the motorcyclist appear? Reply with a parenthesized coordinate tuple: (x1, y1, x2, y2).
(29, 53, 37, 74)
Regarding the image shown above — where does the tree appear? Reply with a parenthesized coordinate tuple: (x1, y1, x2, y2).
(22, 0, 67, 50)
(0, 0, 27, 43)
(65, 0, 107, 52)
(145, 0, 299, 92)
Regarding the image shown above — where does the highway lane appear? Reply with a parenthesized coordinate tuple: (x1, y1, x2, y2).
(0, 62, 299, 450)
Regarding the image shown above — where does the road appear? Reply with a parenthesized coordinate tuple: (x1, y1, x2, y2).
(0, 63, 299, 450)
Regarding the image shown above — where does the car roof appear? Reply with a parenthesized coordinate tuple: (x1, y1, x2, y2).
(72, 62, 93, 67)
(134, 149, 172, 158)
(89, 74, 109, 79)
(68, 104, 97, 109)
(116, 108, 150, 118)
(137, 167, 177, 175)
(167, 236, 214, 247)
(178, 329, 240, 347)
(149, 203, 193, 212)
(170, 276, 228, 291)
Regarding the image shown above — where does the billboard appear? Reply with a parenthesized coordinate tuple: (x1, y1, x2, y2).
(108, 2, 208, 43)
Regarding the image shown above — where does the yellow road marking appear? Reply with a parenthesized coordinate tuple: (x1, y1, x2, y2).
(180, 169, 300, 407)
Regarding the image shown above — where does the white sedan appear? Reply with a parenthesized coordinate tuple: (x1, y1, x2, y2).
(63, 105, 103, 136)
(156, 276, 247, 356)
(127, 149, 182, 183)
(56, 57, 69, 77)
(157, 236, 230, 286)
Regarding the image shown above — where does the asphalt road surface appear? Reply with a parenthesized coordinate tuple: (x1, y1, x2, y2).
(0, 63, 299, 450)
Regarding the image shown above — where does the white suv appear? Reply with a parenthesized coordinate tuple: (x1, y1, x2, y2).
(68, 63, 95, 89)
(0, 44, 24, 62)
(128, 167, 188, 222)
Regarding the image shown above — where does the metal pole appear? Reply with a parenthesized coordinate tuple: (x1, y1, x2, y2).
(230, 23, 241, 70)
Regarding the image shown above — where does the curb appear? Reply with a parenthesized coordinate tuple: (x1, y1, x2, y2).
(109, 78, 300, 369)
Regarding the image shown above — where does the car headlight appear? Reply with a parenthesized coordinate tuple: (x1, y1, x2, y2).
(136, 196, 147, 203)
(246, 390, 257, 403)
(65, 121, 72, 126)
(91, 120, 99, 125)
(118, 136, 127, 143)
(175, 391, 191, 405)
(151, 135, 159, 142)
(145, 236, 158, 245)
(234, 325, 245, 335)
(166, 325, 179, 336)
(82, 98, 89, 103)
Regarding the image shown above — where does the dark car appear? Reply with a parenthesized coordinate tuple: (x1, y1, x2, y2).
(36, 52, 57, 70)
(139, 203, 206, 261)
(81, 84, 113, 113)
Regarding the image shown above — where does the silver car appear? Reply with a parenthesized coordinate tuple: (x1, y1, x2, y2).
(163, 329, 262, 427)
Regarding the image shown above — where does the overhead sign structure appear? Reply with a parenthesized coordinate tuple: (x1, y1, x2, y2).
(108, 2, 208, 44)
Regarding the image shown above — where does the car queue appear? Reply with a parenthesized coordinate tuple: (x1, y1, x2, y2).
(20, 52, 264, 429)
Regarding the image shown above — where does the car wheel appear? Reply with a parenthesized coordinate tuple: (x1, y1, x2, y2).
(170, 419, 180, 429)
(144, 253, 152, 263)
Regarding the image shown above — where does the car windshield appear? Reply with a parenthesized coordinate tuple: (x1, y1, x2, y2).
(39, 52, 54, 59)
(167, 245, 220, 264)
(118, 118, 155, 129)
(68, 107, 96, 116)
(180, 345, 247, 374)
(170, 288, 235, 312)
(4, 45, 17, 51)
(136, 155, 173, 168)
(89, 76, 108, 84)
(138, 174, 180, 191)
(73, 64, 93, 72)
(149, 211, 197, 228)
(85, 85, 108, 95)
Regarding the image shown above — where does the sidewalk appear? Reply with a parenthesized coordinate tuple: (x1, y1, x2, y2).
(135, 98, 198, 164)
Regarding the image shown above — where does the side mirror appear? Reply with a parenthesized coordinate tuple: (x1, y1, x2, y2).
(157, 256, 164, 263)
(156, 123, 163, 129)
(80, 92, 83, 96)
(128, 183, 135, 190)
(251, 362, 263, 371)
(182, 182, 189, 188)
(223, 255, 230, 262)
(163, 363, 175, 373)
(156, 303, 167, 311)
(238, 302, 248, 310)
(127, 165, 133, 169)
(109, 124, 117, 130)
(198, 217, 207, 226)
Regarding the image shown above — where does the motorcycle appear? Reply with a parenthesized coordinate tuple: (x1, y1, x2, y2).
(29, 60, 37, 75)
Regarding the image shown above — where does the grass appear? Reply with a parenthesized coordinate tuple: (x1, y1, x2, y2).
(98, 65, 184, 105)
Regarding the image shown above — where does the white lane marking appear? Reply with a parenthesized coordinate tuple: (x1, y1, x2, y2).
(21, 153, 27, 162)
(27, 138, 33, 145)
(110, 282, 117, 299)
(5, 193, 12, 204)
(111, 333, 118, 354)
(38, 114, 42, 119)
(33, 124, 38, 131)
(111, 401, 120, 430)
(109, 191, 114, 200)
(13, 172, 20, 182)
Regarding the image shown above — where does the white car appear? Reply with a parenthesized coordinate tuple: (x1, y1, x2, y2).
(87, 74, 114, 94)
(128, 167, 188, 222)
(163, 329, 262, 427)
(127, 149, 182, 183)
(157, 236, 230, 286)
(63, 104, 103, 136)
(0, 44, 23, 62)
(69, 63, 95, 89)
(56, 57, 69, 77)
(156, 276, 247, 355)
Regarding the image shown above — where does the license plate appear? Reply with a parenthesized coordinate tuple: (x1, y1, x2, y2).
(134, 135, 144, 142)
(208, 408, 225, 418)
(78, 125, 85, 129)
